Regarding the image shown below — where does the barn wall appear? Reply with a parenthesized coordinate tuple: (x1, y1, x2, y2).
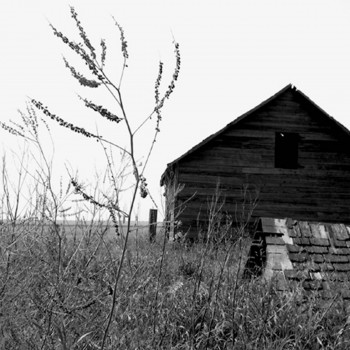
(173, 89, 350, 237)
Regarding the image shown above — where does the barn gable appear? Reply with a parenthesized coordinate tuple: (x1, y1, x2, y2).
(161, 84, 350, 185)
(161, 84, 350, 238)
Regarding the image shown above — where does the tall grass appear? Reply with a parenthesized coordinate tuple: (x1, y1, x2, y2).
(0, 131, 348, 349)
(0, 9, 349, 348)
(1, 160, 350, 349)
(0, 8, 182, 346)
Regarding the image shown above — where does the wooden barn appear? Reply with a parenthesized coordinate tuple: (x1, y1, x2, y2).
(160, 84, 350, 239)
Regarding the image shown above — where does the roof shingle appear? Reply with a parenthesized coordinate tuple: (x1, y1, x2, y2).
(244, 217, 350, 296)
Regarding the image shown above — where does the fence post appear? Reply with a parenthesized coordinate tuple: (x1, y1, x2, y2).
(149, 209, 157, 243)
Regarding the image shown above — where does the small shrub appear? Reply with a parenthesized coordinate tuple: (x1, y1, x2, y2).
(178, 258, 200, 279)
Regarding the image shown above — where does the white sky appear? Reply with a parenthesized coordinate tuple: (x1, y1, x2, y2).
(1, 0, 350, 220)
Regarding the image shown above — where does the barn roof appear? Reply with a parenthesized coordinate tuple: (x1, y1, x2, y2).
(244, 217, 350, 299)
(161, 83, 350, 185)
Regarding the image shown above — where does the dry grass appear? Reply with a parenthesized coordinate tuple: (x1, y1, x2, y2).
(1, 217, 350, 349)
(0, 141, 348, 349)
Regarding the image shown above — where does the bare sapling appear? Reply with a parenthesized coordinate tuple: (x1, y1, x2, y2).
(0, 6, 180, 348)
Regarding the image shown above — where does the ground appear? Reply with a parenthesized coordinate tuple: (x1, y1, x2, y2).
(1, 219, 350, 349)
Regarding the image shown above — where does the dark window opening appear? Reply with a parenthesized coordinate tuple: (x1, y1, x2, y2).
(275, 132, 298, 169)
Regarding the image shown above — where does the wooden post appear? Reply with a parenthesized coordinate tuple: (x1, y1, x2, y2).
(149, 209, 157, 243)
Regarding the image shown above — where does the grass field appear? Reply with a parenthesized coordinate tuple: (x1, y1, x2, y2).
(1, 216, 350, 349)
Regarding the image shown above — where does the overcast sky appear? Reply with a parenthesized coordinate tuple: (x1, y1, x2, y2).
(1, 1, 350, 220)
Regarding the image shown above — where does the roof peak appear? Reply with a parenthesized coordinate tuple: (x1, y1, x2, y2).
(161, 84, 350, 185)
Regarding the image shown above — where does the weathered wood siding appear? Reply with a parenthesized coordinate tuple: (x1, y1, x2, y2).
(172, 89, 350, 237)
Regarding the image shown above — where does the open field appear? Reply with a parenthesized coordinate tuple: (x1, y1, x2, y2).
(0, 219, 164, 244)
(47, 220, 164, 240)
(1, 218, 350, 349)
